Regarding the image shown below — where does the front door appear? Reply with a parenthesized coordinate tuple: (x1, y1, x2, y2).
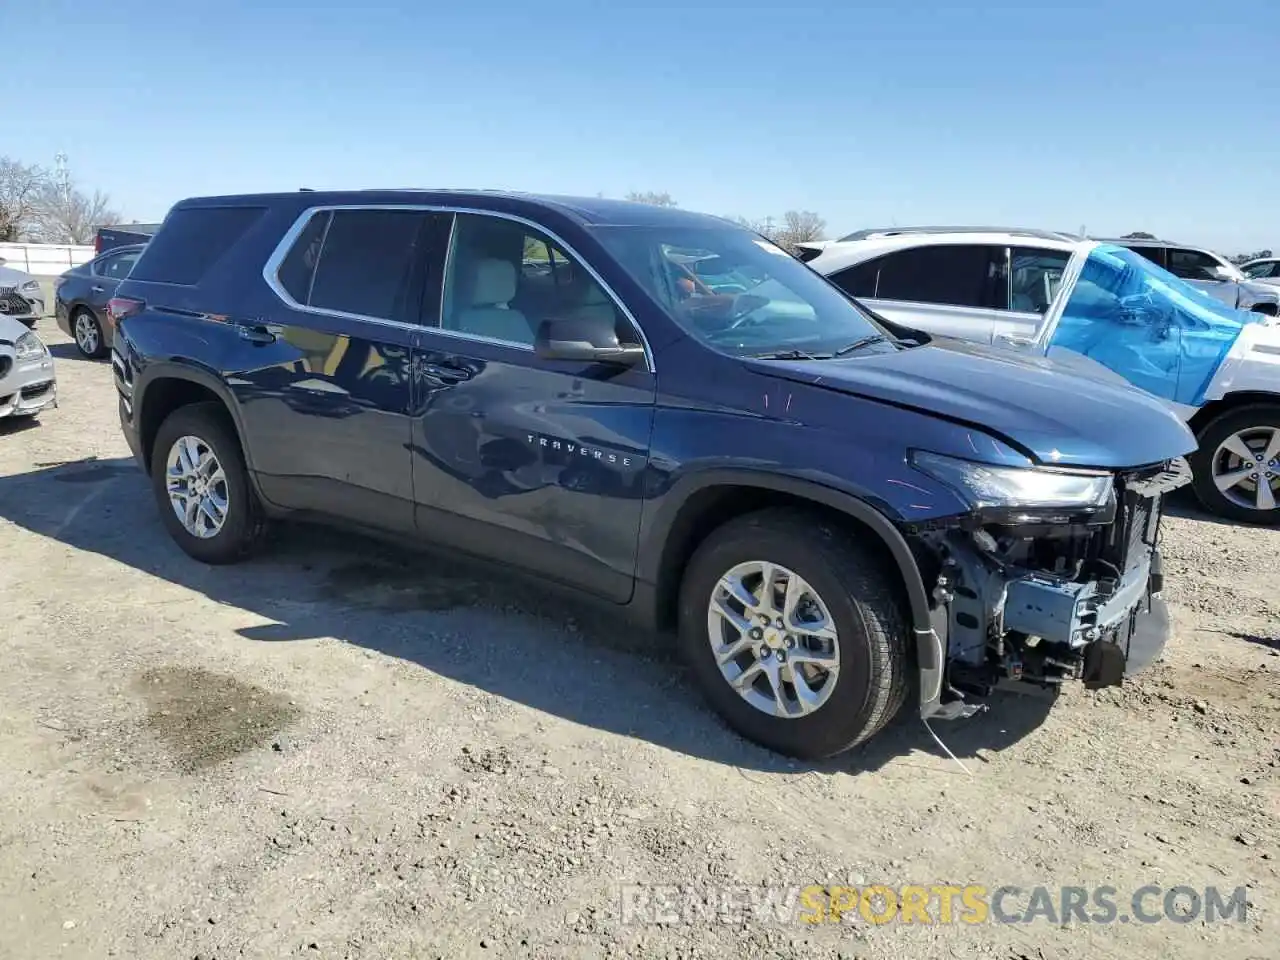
(408, 211, 656, 602)
(230, 207, 451, 532)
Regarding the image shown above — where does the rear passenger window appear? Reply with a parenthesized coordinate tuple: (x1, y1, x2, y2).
(130, 206, 265, 285)
(306, 210, 429, 321)
(833, 245, 1003, 309)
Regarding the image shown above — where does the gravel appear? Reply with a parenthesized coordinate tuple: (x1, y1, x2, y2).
(0, 325, 1276, 959)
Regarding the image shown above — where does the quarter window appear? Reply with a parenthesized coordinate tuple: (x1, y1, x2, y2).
(439, 213, 636, 348)
(833, 245, 1004, 309)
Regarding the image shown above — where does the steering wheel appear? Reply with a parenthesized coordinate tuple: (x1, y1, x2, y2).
(681, 293, 768, 327)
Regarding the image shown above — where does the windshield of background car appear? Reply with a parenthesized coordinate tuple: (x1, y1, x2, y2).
(593, 225, 892, 357)
(1044, 243, 1257, 404)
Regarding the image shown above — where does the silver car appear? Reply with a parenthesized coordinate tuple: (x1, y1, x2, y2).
(1240, 257, 1280, 287)
(1101, 239, 1280, 316)
(0, 258, 48, 329)
(0, 313, 57, 419)
(805, 227, 1280, 524)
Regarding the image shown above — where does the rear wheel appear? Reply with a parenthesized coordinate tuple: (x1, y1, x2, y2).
(72, 308, 106, 359)
(150, 402, 265, 563)
(677, 507, 911, 758)
(1189, 405, 1280, 524)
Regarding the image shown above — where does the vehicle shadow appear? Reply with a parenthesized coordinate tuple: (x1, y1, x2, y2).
(0, 456, 1055, 776)
(0, 416, 43, 437)
(48, 342, 100, 363)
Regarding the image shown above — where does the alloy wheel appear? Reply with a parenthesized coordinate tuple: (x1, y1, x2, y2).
(165, 435, 230, 538)
(1211, 427, 1280, 512)
(74, 313, 99, 355)
(706, 560, 840, 718)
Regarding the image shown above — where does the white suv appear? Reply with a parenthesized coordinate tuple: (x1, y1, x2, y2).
(803, 228, 1280, 524)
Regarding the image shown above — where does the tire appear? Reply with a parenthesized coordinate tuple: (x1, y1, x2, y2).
(1189, 404, 1280, 525)
(677, 507, 911, 759)
(150, 402, 265, 563)
(71, 308, 106, 359)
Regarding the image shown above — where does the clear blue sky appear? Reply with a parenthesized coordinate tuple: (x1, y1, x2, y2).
(7, 0, 1279, 253)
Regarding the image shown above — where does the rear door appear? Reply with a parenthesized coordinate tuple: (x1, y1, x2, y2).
(407, 211, 655, 602)
(827, 244, 1006, 343)
(237, 206, 453, 532)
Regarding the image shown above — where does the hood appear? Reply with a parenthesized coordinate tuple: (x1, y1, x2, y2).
(0, 264, 34, 287)
(0, 313, 34, 343)
(747, 337, 1197, 469)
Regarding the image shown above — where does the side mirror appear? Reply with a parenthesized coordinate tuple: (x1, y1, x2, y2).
(534, 317, 646, 365)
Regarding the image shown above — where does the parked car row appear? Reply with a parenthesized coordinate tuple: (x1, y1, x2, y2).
(103, 189, 1199, 760)
(0, 256, 57, 420)
(799, 227, 1280, 523)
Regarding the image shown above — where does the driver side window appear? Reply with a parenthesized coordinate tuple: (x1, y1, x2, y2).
(441, 214, 638, 348)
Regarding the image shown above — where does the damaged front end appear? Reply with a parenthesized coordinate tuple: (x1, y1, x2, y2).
(907, 452, 1193, 721)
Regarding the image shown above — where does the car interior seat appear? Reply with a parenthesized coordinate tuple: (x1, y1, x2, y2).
(450, 258, 534, 343)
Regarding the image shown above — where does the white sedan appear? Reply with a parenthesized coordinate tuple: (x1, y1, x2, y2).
(0, 313, 57, 420)
(0, 258, 47, 329)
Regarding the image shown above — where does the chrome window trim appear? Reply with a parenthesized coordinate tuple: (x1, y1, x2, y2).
(261, 203, 656, 372)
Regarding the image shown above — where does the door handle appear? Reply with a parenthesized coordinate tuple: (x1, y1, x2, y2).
(236, 323, 277, 344)
(91, 285, 104, 293)
(420, 362, 472, 383)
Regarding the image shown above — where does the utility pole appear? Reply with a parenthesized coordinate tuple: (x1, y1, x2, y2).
(54, 152, 71, 208)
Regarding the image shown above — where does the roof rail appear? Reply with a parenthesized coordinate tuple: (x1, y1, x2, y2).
(836, 225, 1081, 243)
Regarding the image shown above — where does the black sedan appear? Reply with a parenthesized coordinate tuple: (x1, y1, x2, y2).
(54, 244, 146, 358)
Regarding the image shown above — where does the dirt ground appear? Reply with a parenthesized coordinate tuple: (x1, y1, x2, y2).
(1, 320, 1276, 960)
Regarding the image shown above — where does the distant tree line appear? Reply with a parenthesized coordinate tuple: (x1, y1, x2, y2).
(625, 190, 826, 254)
(0, 155, 122, 244)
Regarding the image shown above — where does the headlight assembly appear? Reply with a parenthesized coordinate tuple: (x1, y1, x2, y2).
(20, 279, 41, 294)
(911, 450, 1112, 512)
(15, 332, 49, 362)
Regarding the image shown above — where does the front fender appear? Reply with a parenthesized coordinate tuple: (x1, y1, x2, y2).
(637, 467, 944, 716)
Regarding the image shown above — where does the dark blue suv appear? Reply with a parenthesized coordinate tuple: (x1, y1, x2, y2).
(110, 190, 1197, 758)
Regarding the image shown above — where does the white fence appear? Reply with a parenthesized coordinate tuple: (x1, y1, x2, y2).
(0, 242, 95, 277)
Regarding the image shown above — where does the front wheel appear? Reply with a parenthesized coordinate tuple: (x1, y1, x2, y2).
(677, 508, 911, 758)
(150, 402, 265, 563)
(1189, 405, 1280, 524)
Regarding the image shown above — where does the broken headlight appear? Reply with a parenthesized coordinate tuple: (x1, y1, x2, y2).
(911, 451, 1113, 516)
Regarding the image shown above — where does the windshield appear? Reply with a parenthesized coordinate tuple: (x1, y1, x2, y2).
(593, 225, 894, 357)
(1045, 243, 1259, 405)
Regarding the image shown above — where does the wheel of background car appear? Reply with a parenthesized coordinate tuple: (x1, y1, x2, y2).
(1188, 405, 1280, 525)
(149, 402, 266, 563)
(72, 308, 106, 359)
(676, 507, 910, 758)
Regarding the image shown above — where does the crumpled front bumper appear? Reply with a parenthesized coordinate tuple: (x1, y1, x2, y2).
(1003, 547, 1169, 682)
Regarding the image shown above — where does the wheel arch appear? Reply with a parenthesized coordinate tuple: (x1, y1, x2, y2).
(134, 363, 255, 482)
(1188, 392, 1280, 438)
(637, 470, 938, 694)
(1249, 302, 1277, 316)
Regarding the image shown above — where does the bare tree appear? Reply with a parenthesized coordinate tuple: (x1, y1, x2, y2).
(772, 210, 826, 252)
(30, 184, 121, 244)
(0, 157, 48, 242)
(626, 190, 678, 207)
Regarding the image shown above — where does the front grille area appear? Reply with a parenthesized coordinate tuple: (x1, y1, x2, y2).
(0, 290, 32, 315)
